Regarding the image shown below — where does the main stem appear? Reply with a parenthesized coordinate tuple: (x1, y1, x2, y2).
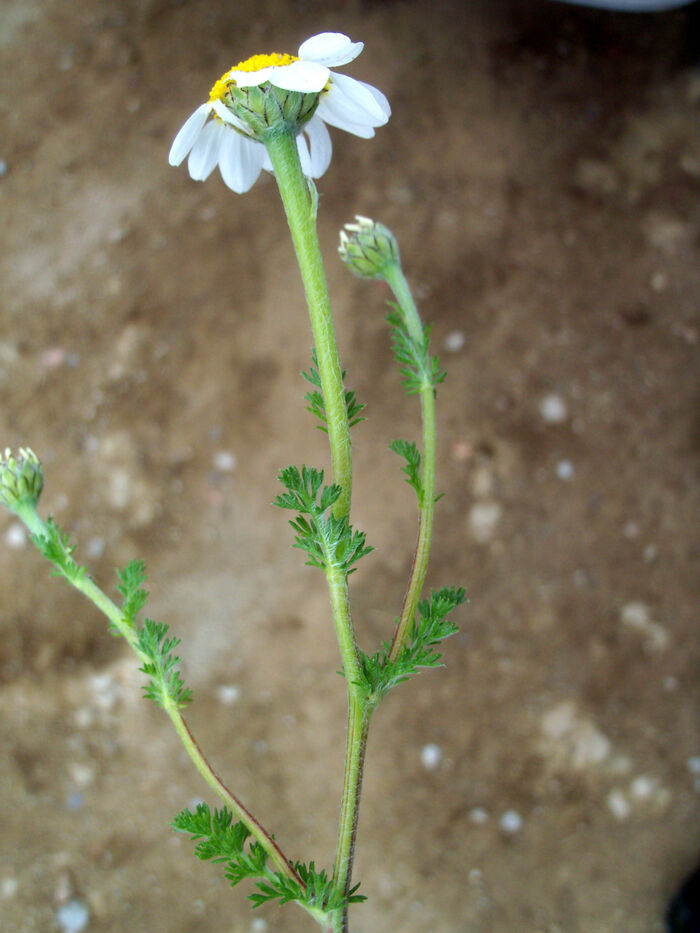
(383, 265, 437, 660)
(264, 129, 370, 931)
(264, 128, 352, 519)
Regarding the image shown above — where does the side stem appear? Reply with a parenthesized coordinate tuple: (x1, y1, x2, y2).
(16, 502, 302, 889)
(382, 265, 437, 660)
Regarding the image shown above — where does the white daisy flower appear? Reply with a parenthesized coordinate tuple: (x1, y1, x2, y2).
(168, 32, 390, 194)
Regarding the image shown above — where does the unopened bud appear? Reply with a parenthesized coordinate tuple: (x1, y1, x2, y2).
(338, 216, 400, 280)
(0, 447, 43, 511)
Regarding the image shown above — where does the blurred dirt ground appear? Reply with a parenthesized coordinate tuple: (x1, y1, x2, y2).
(1, 1, 699, 931)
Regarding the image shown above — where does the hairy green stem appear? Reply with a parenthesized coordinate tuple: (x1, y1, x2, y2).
(264, 128, 371, 924)
(382, 265, 437, 661)
(333, 698, 371, 922)
(15, 502, 302, 890)
(264, 128, 352, 519)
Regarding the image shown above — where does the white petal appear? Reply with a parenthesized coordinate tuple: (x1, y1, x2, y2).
(298, 32, 363, 67)
(318, 113, 376, 139)
(326, 73, 389, 125)
(269, 60, 330, 92)
(296, 133, 312, 177)
(218, 131, 264, 193)
(187, 121, 223, 181)
(168, 104, 208, 166)
(303, 117, 332, 177)
(316, 96, 377, 136)
(357, 80, 391, 119)
(226, 67, 272, 88)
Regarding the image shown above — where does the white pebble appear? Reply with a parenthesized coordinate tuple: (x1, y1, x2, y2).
(68, 762, 95, 789)
(607, 789, 630, 821)
(555, 459, 574, 480)
(215, 684, 241, 706)
(629, 774, 657, 801)
(90, 672, 120, 711)
(687, 756, 700, 776)
(0, 160, 7, 178)
(621, 602, 669, 651)
(213, 450, 237, 472)
(468, 501, 502, 543)
(250, 919, 268, 933)
(539, 394, 568, 424)
(444, 330, 466, 353)
(420, 743, 442, 770)
(85, 536, 105, 559)
(5, 523, 27, 549)
(0, 877, 18, 899)
(623, 521, 640, 540)
(499, 810, 523, 834)
(56, 898, 90, 933)
(469, 806, 489, 825)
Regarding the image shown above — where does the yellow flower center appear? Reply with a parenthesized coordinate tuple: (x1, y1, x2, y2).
(208, 53, 298, 103)
(233, 52, 297, 72)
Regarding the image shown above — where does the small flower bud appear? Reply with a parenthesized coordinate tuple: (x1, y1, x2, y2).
(0, 447, 44, 511)
(338, 216, 400, 280)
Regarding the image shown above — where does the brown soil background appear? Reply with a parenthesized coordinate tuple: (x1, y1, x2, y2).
(1, 1, 699, 931)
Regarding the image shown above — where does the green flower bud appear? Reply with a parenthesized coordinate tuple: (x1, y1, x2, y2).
(0, 447, 44, 511)
(338, 216, 400, 280)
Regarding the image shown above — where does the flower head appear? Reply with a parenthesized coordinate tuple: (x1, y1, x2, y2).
(168, 32, 390, 193)
(0, 447, 43, 512)
(338, 216, 400, 280)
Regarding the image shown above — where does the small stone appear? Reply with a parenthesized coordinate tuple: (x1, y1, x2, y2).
(555, 459, 574, 480)
(623, 521, 640, 540)
(468, 501, 502, 543)
(470, 464, 494, 498)
(444, 330, 466, 353)
(90, 672, 120, 711)
(213, 450, 237, 472)
(468, 868, 484, 885)
(420, 743, 442, 770)
(499, 810, 523, 834)
(250, 918, 268, 933)
(215, 684, 241, 706)
(5, 523, 27, 549)
(621, 602, 669, 652)
(41, 346, 67, 369)
(0, 877, 18, 899)
(687, 757, 700, 776)
(629, 774, 657, 801)
(539, 394, 568, 424)
(540, 701, 611, 770)
(0, 160, 7, 178)
(650, 271, 667, 292)
(85, 536, 105, 559)
(68, 763, 95, 789)
(451, 440, 472, 462)
(607, 789, 630, 821)
(469, 806, 489, 825)
(56, 898, 90, 933)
